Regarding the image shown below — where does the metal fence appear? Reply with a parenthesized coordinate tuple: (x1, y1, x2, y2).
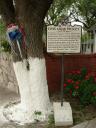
(81, 39, 94, 54)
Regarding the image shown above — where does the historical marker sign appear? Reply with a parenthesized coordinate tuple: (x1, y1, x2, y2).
(47, 25, 81, 53)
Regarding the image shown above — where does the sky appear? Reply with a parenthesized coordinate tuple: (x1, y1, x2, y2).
(71, 21, 83, 27)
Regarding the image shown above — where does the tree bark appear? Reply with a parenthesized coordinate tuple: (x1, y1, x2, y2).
(15, 0, 53, 59)
(0, 0, 16, 25)
(0, 0, 53, 123)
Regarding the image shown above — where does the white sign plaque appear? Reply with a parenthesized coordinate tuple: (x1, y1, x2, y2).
(47, 25, 81, 53)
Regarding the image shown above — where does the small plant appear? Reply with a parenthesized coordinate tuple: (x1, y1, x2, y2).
(64, 68, 96, 106)
(34, 111, 43, 122)
(0, 40, 11, 52)
(48, 114, 54, 125)
(34, 111, 42, 115)
(46, 114, 55, 128)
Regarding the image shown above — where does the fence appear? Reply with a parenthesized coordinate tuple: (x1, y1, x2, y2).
(81, 39, 94, 54)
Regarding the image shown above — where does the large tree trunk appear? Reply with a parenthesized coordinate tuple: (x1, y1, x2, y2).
(0, 0, 53, 124)
(11, 58, 51, 123)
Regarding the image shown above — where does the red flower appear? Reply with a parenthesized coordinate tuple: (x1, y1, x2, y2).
(64, 83, 67, 87)
(72, 71, 76, 74)
(85, 75, 89, 80)
(74, 85, 79, 89)
(67, 79, 73, 83)
(92, 92, 96, 96)
(76, 70, 81, 74)
(75, 81, 80, 85)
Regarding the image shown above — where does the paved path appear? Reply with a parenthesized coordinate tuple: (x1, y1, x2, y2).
(71, 118, 96, 128)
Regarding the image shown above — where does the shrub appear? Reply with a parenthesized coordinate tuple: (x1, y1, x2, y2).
(64, 68, 96, 106)
(0, 40, 11, 52)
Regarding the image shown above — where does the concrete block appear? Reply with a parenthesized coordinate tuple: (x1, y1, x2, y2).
(53, 102, 73, 126)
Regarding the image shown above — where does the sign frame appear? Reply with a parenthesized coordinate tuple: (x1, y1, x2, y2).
(47, 25, 82, 54)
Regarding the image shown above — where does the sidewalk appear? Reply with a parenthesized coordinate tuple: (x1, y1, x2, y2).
(71, 118, 96, 128)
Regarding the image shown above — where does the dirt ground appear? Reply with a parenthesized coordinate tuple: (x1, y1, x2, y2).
(51, 93, 96, 125)
(0, 87, 96, 128)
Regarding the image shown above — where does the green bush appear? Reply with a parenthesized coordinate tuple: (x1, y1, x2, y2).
(0, 40, 11, 52)
(64, 68, 96, 106)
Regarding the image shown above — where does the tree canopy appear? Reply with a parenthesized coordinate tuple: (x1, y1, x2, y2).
(70, 0, 96, 30)
(45, 0, 75, 25)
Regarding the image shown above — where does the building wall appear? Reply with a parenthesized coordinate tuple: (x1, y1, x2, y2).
(0, 52, 96, 94)
(45, 54, 96, 93)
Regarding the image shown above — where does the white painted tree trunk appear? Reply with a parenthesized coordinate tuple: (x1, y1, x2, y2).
(4, 57, 51, 124)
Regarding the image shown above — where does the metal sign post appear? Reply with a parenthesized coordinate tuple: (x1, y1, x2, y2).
(47, 25, 81, 126)
(61, 54, 64, 106)
(16, 40, 23, 60)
